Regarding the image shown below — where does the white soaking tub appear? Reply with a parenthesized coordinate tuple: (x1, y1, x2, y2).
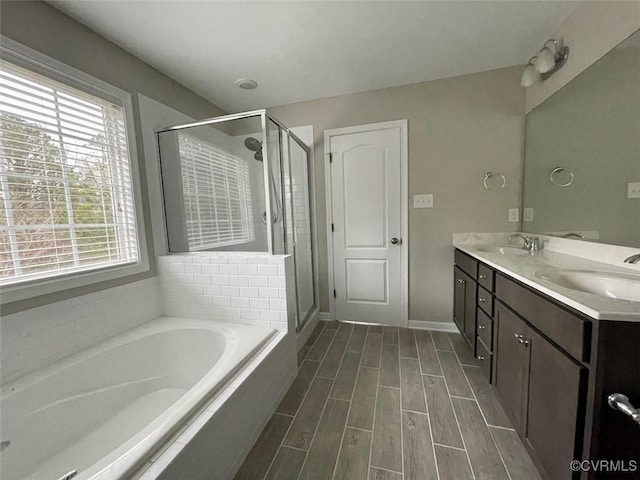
(0, 317, 276, 480)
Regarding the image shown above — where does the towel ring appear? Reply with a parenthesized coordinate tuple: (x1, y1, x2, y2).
(483, 172, 506, 190)
(550, 167, 574, 187)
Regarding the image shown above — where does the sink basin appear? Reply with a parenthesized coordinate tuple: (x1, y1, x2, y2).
(535, 269, 640, 302)
(474, 246, 529, 256)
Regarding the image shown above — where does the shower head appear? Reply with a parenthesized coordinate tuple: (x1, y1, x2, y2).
(244, 137, 262, 152)
(244, 136, 263, 162)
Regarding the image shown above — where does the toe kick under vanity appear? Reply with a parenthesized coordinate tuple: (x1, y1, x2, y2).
(452, 242, 640, 480)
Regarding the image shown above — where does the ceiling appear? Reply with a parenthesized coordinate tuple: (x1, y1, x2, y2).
(50, 1, 578, 113)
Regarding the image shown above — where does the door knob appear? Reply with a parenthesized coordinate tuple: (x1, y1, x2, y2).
(390, 237, 401, 245)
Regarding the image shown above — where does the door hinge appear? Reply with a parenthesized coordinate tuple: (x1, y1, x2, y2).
(329, 152, 333, 163)
(333, 289, 337, 298)
(331, 223, 334, 232)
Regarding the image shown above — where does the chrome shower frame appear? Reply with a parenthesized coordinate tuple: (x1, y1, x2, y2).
(156, 109, 316, 332)
(156, 109, 310, 255)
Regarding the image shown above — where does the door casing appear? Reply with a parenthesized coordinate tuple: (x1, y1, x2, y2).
(323, 120, 409, 325)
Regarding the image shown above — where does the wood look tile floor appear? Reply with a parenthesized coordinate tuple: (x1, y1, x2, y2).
(235, 321, 541, 480)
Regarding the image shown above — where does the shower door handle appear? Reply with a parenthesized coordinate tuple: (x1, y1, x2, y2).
(390, 237, 402, 245)
(262, 211, 279, 224)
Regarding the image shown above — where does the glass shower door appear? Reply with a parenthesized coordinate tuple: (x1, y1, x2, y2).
(287, 134, 316, 330)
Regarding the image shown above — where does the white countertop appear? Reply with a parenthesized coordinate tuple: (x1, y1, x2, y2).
(453, 235, 640, 322)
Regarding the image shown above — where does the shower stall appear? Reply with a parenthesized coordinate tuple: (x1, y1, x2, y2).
(156, 110, 317, 332)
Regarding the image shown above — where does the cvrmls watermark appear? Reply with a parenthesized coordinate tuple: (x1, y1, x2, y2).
(570, 460, 638, 472)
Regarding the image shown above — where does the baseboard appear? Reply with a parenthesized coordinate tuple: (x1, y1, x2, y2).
(407, 320, 458, 333)
(319, 311, 333, 321)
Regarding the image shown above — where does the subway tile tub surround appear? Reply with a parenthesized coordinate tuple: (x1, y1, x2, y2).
(157, 253, 296, 332)
(1, 252, 300, 479)
(0, 277, 162, 385)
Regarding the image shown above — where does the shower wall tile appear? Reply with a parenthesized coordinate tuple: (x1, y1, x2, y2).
(0, 277, 162, 385)
(158, 253, 294, 333)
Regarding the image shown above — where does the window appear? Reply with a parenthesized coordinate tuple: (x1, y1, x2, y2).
(178, 133, 254, 250)
(0, 59, 139, 287)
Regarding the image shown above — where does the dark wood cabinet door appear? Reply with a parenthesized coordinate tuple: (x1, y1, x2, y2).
(453, 267, 466, 332)
(463, 272, 477, 348)
(494, 303, 527, 431)
(525, 326, 586, 480)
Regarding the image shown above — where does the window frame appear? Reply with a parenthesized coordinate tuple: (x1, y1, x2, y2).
(0, 36, 149, 303)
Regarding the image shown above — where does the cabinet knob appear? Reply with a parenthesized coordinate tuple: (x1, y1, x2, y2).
(480, 275, 487, 280)
(479, 298, 487, 303)
(477, 355, 485, 361)
(514, 333, 523, 340)
(457, 279, 465, 284)
(478, 325, 486, 330)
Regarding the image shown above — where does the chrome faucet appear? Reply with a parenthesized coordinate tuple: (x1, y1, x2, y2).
(624, 254, 640, 264)
(562, 232, 585, 239)
(508, 233, 543, 252)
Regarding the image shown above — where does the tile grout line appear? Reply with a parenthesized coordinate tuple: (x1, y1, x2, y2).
(418, 330, 441, 480)
(366, 341, 382, 478)
(398, 333, 406, 479)
(291, 322, 345, 480)
(327, 323, 359, 480)
(435, 334, 477, 480)
(487, 425, 515, 480)
(433, 442, 467, 452)
(298, 321, 326, 364)
(487, 424, 516, 432)
(261, 321, 328, 480)
(457, 352, 514, 480)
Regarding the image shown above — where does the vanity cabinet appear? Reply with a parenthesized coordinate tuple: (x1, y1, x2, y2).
(453, 247, 640, 480)
(495, 302, 587, 480)
(453, 250, 495, 377)
(453, 259, 477, 350)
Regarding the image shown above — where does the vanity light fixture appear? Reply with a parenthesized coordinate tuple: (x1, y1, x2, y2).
(520, 39, 569, 88)
(520, 57, 540, 87)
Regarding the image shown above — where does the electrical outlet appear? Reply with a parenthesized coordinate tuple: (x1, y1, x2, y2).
(508, 208, 520, 222)
(414, 194, 434, 208)
(523, 208, 534, 222)
(627, 182, 640, 199)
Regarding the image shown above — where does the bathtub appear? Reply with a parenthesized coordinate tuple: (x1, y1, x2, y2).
(0, 317, 277, 480)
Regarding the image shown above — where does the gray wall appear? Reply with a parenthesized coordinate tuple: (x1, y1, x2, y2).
(269, 67, 525, 323)
(0, 1, 226, 314)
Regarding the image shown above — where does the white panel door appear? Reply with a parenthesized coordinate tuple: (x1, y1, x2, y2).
(330, 127, 403, 325)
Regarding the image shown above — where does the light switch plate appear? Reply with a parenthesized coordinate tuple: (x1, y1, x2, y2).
(523, 208, 534, 222)
(414, 194, 434, 208)
(627, 182, 640, 199)
(508, 208, 520, 222)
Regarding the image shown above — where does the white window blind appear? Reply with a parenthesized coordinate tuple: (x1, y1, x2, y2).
(178, 133, 254, 250)
(0, 59, 139, 286)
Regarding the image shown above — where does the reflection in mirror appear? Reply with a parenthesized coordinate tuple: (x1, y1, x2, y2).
(522, 29, 640, 248)
(157, 115, 269, 252)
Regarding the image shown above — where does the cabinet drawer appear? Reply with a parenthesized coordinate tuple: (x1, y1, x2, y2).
(495, 274, 591, 362)
(477, 286, 494, 316)
(477, 307, 493, 350)
(476, 338, 492, 382)
(455, 249, 478, 278)
(478, 264, 494, 291)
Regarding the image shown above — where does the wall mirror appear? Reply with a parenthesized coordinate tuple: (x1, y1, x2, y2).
(522, 29, 640, 248)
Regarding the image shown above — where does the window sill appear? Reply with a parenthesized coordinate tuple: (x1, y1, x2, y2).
(0, 259, 150, 305)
